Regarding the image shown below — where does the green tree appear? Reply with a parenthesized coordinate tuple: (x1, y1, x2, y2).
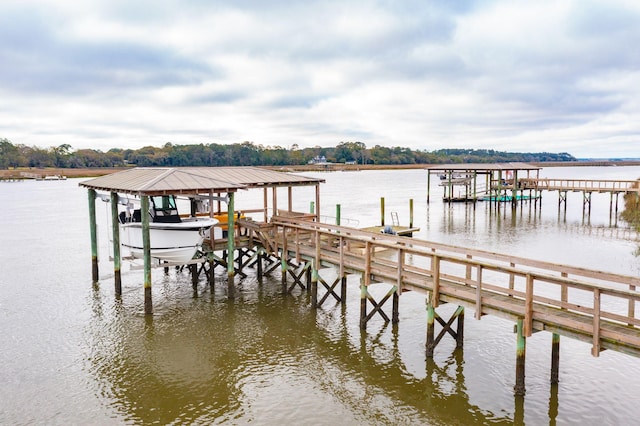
(0, 138, 21, 168)
(52, 144, 73, 167)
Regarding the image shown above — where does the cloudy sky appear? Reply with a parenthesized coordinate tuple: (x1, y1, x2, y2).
(1, 0, 639, 158)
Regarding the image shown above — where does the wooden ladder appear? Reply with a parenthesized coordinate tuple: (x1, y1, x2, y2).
(391, 211, 399, 226)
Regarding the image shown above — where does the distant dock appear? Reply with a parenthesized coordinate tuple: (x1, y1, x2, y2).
(427, 163, 640, 220)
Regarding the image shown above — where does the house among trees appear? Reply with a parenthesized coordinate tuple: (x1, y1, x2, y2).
(308, 155, 329, 165)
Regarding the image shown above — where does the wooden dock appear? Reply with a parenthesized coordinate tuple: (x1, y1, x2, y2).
(221, 216, 640, 394)
(82, 165, 640, 397)
(260, 217, 640, 354)
(427, 164, 640, 220)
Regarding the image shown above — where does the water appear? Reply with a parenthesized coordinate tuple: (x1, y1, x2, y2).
(1, 166, 639, 425)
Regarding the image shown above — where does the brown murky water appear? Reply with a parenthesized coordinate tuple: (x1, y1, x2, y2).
(1, 166, 639, 425)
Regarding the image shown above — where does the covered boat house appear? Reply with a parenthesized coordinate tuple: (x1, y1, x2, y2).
(427, 162, 542, 204)
(80, 166, 325, 313)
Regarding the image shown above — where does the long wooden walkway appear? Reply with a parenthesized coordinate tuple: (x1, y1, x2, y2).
(240, 217, 640, 359)
(518, 178, 640, 193)
(429, 162, 640, 206)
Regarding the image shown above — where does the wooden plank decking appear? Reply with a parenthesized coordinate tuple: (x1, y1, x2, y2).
(514, 178, 640, 193)
(246, 217, 640, 358)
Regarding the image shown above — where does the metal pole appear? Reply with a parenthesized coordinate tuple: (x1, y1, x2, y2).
(88, 189, 99, 282)
(336, 204, 341, 226)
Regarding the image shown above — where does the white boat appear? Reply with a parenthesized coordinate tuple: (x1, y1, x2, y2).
(119, 195, 217, 263)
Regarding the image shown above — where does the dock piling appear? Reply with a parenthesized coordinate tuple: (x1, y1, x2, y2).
(514, 318, 526, 395)
(88, 189, 99, 282)
(426, 298, 435, 357)
(409, 199, 414, 228)
(551, 333, 560, 384)
(227, 192, 236, 299)
(141, 195, 152, 314)
(110, 192, 122, 295)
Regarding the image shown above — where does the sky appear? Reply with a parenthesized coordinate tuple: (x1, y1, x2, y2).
(1, 0, 639, 158)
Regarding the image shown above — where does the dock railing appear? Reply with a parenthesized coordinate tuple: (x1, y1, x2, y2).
(518, 178, 640, 193)
(266, 217, 640, 358)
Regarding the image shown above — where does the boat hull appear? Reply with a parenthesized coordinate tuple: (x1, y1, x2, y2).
(120, 218, 217, 263)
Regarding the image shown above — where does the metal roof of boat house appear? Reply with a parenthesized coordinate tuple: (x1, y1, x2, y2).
(79, 167, 325, 196)
(426, 162, 542, 172)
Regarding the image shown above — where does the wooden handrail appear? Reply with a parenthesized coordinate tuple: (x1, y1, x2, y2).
(267, 218, 640, 357)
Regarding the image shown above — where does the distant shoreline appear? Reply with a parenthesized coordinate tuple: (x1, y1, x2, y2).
(2, 160, 640, 179)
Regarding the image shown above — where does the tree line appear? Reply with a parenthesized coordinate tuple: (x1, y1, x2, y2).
(0, 138, 576, 169)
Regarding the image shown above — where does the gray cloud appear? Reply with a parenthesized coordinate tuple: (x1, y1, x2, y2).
(0, 0, 639, 158)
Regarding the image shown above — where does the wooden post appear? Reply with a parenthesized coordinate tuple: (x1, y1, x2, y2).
(359, 281, 368, 330)
(88, 189, 99, 282)
(141, 195, 152, 314)
(426, 297, 435, 357)
(514, 318, 526, 395)
(433, 256, 440, 307)
(472, 172, 477, 204)
(512, 169, 517, 208)
(409, 198, 414, 228)
(427, 171, 431, 203)
(312, 230, 320, 307)
(609, 192, 614, 223)
(380, 197, 385, 226)
(340, 236, 347, 303)
(191, 264, 198, 290)
(311, 263, 319, 307)
(456, 306, 464, 348)
(360, 241, 371, 329)
(272, 186, 278, 217)
(508, 262, 516, 293)
(524, 273, 533, 337)
(227, 192, 236, 298)
(336, 204, 341, 226)
(256, 249, 263, 283)
(561, 272, 568, 309)
(392, 287, 399, 324)
(263, 187, 268, 222)
(208, 254, 215, 287)
(281, 226, 288, 291)
(315, 183, 320, 221)
(475, 265, 483, 319)
(551, 333, 560, 384)
(397, 248, 404, 294)
(110, 192, 122, 295)
(630, 284, 636, 326)
(592, 288, 601, 357)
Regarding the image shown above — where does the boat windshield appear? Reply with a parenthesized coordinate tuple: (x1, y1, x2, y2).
(150, 195, 182, 223)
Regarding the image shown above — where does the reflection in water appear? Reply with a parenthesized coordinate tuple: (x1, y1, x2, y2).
(82, 174, 640, 424)
(548, 384, 559, 426)
(3, 170, 638, 424)
(87, 268, 519, 424)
